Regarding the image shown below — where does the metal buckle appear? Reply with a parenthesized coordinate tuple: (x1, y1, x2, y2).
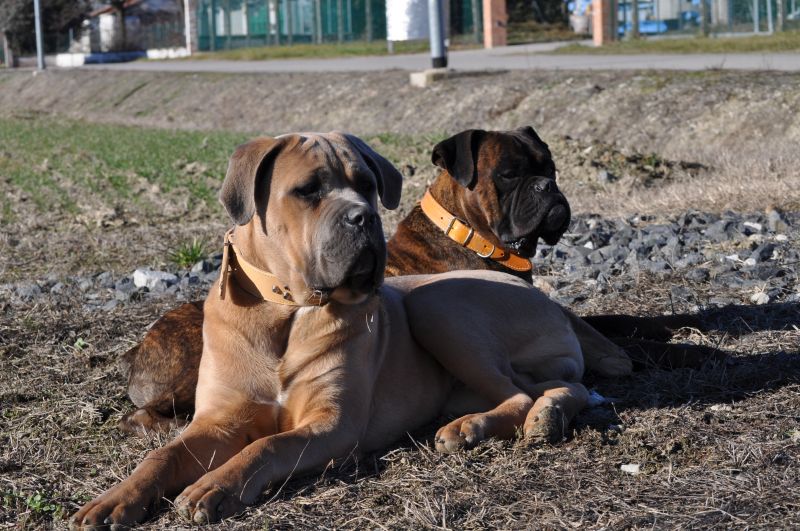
(444, 217, 474, 246)
(476, 244, 496, 258)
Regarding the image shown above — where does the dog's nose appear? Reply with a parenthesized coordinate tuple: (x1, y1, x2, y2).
(533, 177, 558, 194)
(344, 205, 376, 228)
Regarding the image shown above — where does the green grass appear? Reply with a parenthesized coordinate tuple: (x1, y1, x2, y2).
(189, 39, 479, 61)
(0, 116, 252, 218)
(0, 116, 442, 226)
(551, 30, 800, 54)
(170, 237, 208, 268)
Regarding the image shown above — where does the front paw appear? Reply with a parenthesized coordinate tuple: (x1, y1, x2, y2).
(175, 474, 247, 524)
(523, 404, 566, 445)
(434, 413, 487, 453)
(69, 482, 159, 530)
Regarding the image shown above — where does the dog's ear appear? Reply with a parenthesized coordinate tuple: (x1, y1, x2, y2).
(219, 137, 284, 225)
(339, 133, 403, 210)
(515, 125, 550, 154)
(431, 129, 486, 189)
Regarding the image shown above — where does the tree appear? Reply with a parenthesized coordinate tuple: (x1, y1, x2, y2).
(0, 0, 91, 55)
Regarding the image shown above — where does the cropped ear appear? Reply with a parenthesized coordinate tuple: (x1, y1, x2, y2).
(431, 129, 487, 189)
(515, 125, 550, 154)
(219, 137, 285, 225)
(339, 133, 403, 210)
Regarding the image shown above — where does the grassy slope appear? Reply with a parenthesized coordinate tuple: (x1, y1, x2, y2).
(552, 30, 800, 54)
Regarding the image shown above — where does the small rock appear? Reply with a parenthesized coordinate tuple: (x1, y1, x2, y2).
(774, 234, 788, 242)
(191, 260, 212, 274)
(742, 221, 763, 234)
(596, 169, 617, 184)
(710, 404, 733, 412)
(133, 268, 178, 290)
(750, 291, 770, 305)
(670, 285, 694, 301)
(50, 282, 66, 295)
(115, 277, 136, 294)
(749, 243, 775, 263)
(15, 283, 41, 300)
(78, 279, 93, 292)
(685, 268, 710, 282)
(766, 208, 788, 233)
(95, 271, 115, 289)
(101, 300, 119, 311)
(620, 463, 641, 475)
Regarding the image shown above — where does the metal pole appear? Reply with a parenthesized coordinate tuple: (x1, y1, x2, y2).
(315, 0, 322, 42)
(184, 0, 193, 53)
(286, 0, 294, 46)
(365, 0, 372, 41)
(766, 0, 773, 32)
(33, 0, 46, 70)
(754, 0, 760, 32)
(428, 0, 447, 68)
(336, 0, 343, 42)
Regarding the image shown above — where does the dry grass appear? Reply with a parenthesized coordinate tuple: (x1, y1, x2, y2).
(2, 273, 798, 528)
(1, 105, 799, 528)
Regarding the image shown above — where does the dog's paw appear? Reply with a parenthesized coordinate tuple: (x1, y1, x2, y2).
(69, 483, 156, 530)
(175, 475, 247, 524)
(434, 414, 487, 453)
(523, 405, 566, 445)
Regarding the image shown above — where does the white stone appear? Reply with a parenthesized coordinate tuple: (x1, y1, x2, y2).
(132, 268, 178, 290)
(750, 291, 770, 305)
(743, 221, 763, 232)
(620, 463, 641, 475)
(409, 68, 450, 88)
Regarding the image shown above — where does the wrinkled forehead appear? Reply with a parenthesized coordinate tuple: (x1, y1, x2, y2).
(480, 130, 552, 170)
(276, 132, 369, 178)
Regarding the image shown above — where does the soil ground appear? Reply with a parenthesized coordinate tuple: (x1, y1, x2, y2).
(0, 68, 798, 529)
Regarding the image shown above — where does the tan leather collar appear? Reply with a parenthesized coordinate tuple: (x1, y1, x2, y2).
(419, 190, 533, 273)
(218, 229, 327, 306)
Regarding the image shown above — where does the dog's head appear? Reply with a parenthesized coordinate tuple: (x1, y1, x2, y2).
(220, 132, 402, 305)
(432, 126, 570, 258)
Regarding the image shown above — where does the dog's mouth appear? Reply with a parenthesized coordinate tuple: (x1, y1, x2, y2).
(505, 204, 570, 258)
(313, 248, 382, 304)
(345, 249, 380, 291)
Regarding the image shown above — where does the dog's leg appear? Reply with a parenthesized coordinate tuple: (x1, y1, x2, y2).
(565, 309, 634, 377)
(521, 381, 590, 444)
(173, 407, 363, 523)
(436, 384, 533, 453)
(70, 407, 271, 530)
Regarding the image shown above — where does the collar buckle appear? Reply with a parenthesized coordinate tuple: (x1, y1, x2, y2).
(444, 217, 474, 246)
(476, 244, 496, 258)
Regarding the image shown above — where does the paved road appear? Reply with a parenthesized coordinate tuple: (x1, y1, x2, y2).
(79, 41, 800, 73)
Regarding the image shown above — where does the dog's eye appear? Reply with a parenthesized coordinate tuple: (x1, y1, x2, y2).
(497, 171, 518, 181)
(293, 180, 321, 200)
